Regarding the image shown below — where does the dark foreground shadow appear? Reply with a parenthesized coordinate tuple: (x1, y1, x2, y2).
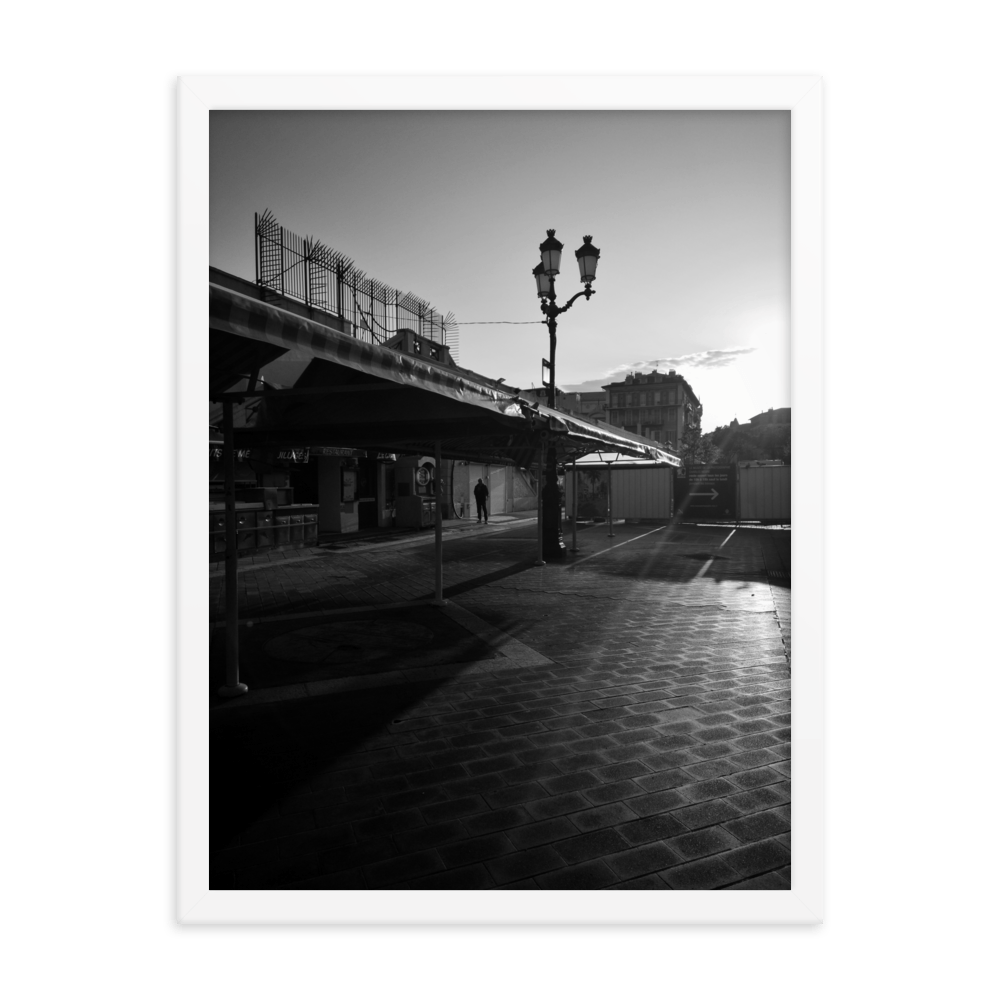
(211, 680, 441, 857)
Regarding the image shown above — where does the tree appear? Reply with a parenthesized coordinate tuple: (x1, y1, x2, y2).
(678, 424, 721, 467)
(705, 420, 790, 464)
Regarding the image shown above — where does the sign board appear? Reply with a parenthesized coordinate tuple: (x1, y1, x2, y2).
(675, 464, 736, 519)
(341, 468, 357, 502)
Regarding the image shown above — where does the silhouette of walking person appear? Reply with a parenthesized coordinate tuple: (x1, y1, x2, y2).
(473, 478, 489, 523)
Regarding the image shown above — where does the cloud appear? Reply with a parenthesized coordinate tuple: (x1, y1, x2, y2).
(602, 347, 758, 376)
(560, 347, 758, 394)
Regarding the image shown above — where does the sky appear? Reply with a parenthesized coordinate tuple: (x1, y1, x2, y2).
(210, 111, 790, 431)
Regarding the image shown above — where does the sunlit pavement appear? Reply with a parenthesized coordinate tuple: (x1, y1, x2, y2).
(210, 520, 791, 890)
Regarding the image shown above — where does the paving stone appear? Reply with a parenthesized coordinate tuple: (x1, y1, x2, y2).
(681, 778, 741, 803)
(211, 524, 791, 892)
(728, 786, 788, 813)
(525, 792, 591, 820)
(665, 827, 742, 861)
(354, 809, 426, 840)
(409, 864, 497, 890)
(582, 780, 645, 806)
(553, 828, 633, 865)
(719, 838, 791, 878)
(607, 874, 670, 890)
(569, 802, 638, 832)
(576, 721, 627, 738)
(605, 842, 682, 880)
(463, 807, 533, 835)
(723, 808, 791, 843)
(686, 741, 738, 761)
(602, 743, 659, 762)
(661, 856, 742, 890)
(439, 773, 507, 798)
(382, 787, 449, 812)
(282, 868, 368, 890)
(437, 833, 515, 868)
(407, 764, 469, 788)
(483, 782, 549, 809)
(732, 733, 784, 750)
(466, 753, 522, 776)
(612, 727, 662, 745)
(626, 789, 687, 817)
(518, 745, 574, 765)
(363, 850, 444, 888)
(540, 771, 602, 795)
(644, 750, 701, 771)
(394, 821, 468, 854)
(535, 860, 620, 889)
(506, 817, 580, 851)
(634, 769, 690, 793)
(495, 877, 540, 889)
(649, 727, 698, 750)
(681, 758, 741, 780)
(593, 760, 651, 782)
(499, 762, 565, 785)
(617, 814, 688, 846)
(486, 846, 565, 885)
(726, 870, 790, 890)
(674, 798, 744, 831)
(729, 766, 784, 790)
(421, 795, 489, 824)
(554, 752, 613, 774)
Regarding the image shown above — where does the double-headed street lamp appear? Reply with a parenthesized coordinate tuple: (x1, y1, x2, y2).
(532, 228, 601, 560)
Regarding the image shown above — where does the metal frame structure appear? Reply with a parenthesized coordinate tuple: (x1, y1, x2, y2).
(255, 210, 459, 358)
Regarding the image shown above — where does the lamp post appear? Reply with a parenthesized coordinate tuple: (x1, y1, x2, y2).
(532, 229, 601, 560)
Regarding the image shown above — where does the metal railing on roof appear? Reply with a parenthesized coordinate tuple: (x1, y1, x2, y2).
(254, 209, 459, 359)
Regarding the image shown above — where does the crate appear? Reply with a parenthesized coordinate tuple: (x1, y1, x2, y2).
(256, 510, 274, 549)
(302, 513, 318, 545)
(274, 516, 291, 546)
(209, 512, 226, 558)
(236, 511, 257, 552)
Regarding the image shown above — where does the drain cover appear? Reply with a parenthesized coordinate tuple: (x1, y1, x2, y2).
(263, 620, 434, 664)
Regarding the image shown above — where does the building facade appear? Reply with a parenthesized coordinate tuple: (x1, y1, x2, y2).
(748, 406, 791, 428)
(603, 369, 702, 447)
(560, 390, 608, 424)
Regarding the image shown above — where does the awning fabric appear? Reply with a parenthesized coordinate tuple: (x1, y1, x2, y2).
(210, 281, 679, 467)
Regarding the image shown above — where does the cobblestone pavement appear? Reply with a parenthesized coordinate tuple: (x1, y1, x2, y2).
(210, 521, 791, 890)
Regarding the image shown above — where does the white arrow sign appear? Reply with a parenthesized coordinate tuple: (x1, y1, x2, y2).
(689, 488, 720, 500)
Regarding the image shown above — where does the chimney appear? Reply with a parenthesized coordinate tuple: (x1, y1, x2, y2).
(668, 369, 676, 376)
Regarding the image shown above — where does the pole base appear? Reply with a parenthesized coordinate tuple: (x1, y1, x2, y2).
(430, 598, 450, 607)
(217, 682, 249, 698)
(534, 558, 546, 566)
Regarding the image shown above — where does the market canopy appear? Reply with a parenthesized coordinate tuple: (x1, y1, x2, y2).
(210, 277, 680, 468)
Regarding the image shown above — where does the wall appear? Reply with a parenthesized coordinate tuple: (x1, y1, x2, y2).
(737, 464, 791, 522)
(317, 456, 358, 533)
(565, 466, 673, 521)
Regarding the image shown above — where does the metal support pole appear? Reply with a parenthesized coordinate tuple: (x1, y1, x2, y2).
(607, 462, 615, 538)
(535, 444, 545, 566)
(218, 400, 247, 698)
(570, 456, 579, 552)
(432, 439, 446, 604)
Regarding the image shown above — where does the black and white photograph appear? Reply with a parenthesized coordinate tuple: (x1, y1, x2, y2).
(207, 108, 795, 893)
